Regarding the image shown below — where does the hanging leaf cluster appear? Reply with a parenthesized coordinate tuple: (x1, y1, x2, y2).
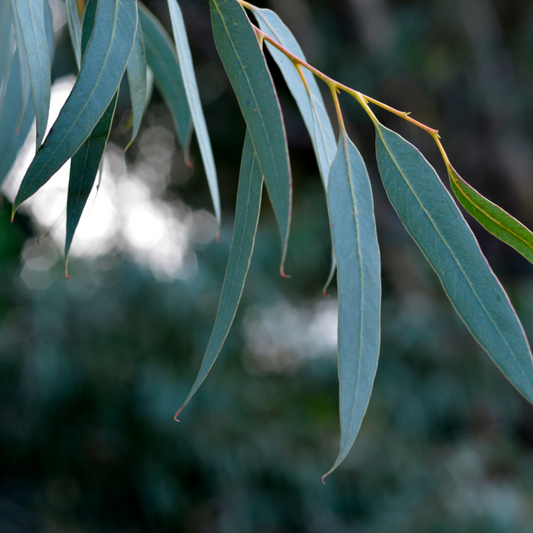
(2, 0, 533, 479)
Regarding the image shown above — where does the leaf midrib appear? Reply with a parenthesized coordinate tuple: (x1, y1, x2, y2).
(377, 126, 531, 392)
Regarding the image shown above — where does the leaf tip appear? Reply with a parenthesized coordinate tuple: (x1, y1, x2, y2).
(280, 266, 290, 279)
(174, 406, 184, 422)
(321, 473, 329, 484)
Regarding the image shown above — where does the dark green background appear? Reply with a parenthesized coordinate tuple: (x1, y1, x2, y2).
(2, 0, 533, 530)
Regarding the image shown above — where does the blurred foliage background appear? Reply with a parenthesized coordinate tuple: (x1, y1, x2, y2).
(3, 0, 533, 531)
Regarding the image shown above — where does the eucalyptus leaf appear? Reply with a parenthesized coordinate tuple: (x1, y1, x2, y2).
(251, 7, 336, 187)
(126, 16, 148, 149)
(65, 0, 82, 70)
(210, 0, 291, 274)
(14, 0, 51, 147)
(449, 165, 533, 265)
(324, 129, 380, 479)
(66, 93, 117, 263)
(375, 123, 533, 403)
(9, 0, 30, 128)
(65, 0, 118, 263)
(138, 2, 191, 150)
(167, 0, 221, 229)
(0, 2, 14, 94)
(13, 0, 137, 213)
(0, 53, 35, 186)
(176, 131, 263, 419)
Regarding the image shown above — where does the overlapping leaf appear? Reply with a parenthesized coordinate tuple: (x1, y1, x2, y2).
(167, 0, 221, 228)
(138, 2, 191, 150)
(66, 0, 118, 263)
(0, 2, 14, 92)
(13, 0, 137, 213)
(65, 0, 82, 70)
(176, 131, 263, 419)
(14, 0, 51, 146)
(251, 7, 336, 187)
(125, 17, 148, 149)
(210, 0, 291, 273)
(449, 165, 533, 265)
(0, 0, 53, 186)
(375, 123, 533, 403)
(324, 129, 380, 480)
(9, 0, 30, 127)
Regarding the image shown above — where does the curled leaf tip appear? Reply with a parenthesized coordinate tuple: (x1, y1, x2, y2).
(280, 266, 290, 279)
(322, 290, 330, 298)
(174, 407, 184, 421)
(321, 473, 329, 484)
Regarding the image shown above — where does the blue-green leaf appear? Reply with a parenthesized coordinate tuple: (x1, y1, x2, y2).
(125, 16, 147, 149)
(65, 0, 118, 264)
(14, 0, 51, 147)
(0, 2, 14, 91)
(10, 0, 31, 127)
(251, 7, 336, 188)
(176, 131, 263, 419)
(375, 123, 533, 403)
(448, 165, 533, 265)
(0, 53, 35, 186)
(65, 0, 82, 70)
(167, 0, 221, 229)
(323, 129, 381, 479)
(210, 0, 291, 274)
(13, 0, 138, 213)
(138, 2, 191, 150)
(0, 0, 53, 186)
(66, 93, 118, 263)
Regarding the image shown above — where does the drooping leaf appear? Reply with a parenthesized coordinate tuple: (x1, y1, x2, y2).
(0, 53, 35, 186)
(66, 94, 117, 263)
(210, 0, 291, 274)
(449, 165, 533, 265)
(323, 128, 381, 480)
(375, 123, 533, 403)
(65, 0, 82, 70)
(0, 0, 53, 186)
(167, 0, 221, 229)
(9, 0, 31, 127)
(125, 17, 147, 149)
(14, 0, 51, 147)
(176, 131, 263, 419)
(138, 2, 191, 150)
(0, 2, 14, 92)
(13, 0, 137, 213)
(65, 0, 118, 263)
(251, 7, 336, 187)
(250, 6, 338, 287)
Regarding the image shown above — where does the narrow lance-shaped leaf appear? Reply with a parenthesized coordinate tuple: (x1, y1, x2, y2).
(175, 131, 263, 419)
(65, 0, 82, 70)
(449, 165, 533, 265)
(13, 0, 138, 213)
(375, 123, 533, 403)
(9, 0, 30, 127)
(251, 7, 336, 187)
(323, 128, 381, 480)
(125, 16, 147, 149)
(66, 0, 118, 265)
(167, 0, 221, 229)
(14, 0, 51, 147)
(0, 53, 35, 186)
(0, 2, 14, 94)
(250, 7, 338, 291)
(0, 0, 53, 186)
(138, 2, 191, 151)
(210, 0, 291, 274)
